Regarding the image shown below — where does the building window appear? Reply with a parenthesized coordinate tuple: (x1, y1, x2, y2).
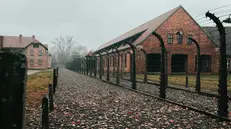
(33, 44, 39, 48)
(177, 34, 183, 44)
(30, 50, 34, 56)
(187, 34, 193, 44)
(38, 50, 42, 56)
(30, 59, 34, 65)
(38, 59, 42, 66)
(167, 33, 173, 44)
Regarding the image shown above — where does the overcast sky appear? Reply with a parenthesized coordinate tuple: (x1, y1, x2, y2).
(0, 0, 230, 51)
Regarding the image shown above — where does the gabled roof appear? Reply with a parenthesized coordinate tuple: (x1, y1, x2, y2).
(87, 51, 93, 56)
(203, 26, 231, 56)
(96, 5, 181, 52)
(2, 35, 48, 49)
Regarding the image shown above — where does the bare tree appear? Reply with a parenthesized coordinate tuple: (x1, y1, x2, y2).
(71, 45, 88, 58)
(52, 36, 77, 65)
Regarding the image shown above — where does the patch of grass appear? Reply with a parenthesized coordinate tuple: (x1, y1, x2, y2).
(137, 74, 231, 92)
(26, 70, 53, 107)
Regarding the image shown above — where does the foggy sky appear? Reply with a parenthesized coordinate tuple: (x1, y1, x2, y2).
(0, 0, 230, 51)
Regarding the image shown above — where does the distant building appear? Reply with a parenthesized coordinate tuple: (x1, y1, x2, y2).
(0, 35, 51, 69)
(203, 27, 231, 72)
(95, 5, 220, 74)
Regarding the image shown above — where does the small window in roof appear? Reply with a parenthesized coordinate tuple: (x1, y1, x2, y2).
(33, 44, 39, 48)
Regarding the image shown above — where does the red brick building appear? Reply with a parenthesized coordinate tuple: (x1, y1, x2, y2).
(0, 35, 51, 69)
(95, 5, 220, 74)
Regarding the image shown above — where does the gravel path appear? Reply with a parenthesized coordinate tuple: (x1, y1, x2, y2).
(103, 75, 231, 116)
(50, 69, 231, 128)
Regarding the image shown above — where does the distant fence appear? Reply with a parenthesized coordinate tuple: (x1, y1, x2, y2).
(38, 67, 58, 129)
(0, 51, 59, 129)
(66, 24, 230, 119)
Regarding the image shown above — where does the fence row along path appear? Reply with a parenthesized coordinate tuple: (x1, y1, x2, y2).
(49, 69, 231, 128)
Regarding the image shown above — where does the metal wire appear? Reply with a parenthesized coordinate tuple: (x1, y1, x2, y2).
(169, 4, 231, 26)
(218, 13, 231, 18)
(209, 4, 231, 12)
(214, 8, 231, 15)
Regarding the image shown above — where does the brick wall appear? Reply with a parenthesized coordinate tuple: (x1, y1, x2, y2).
(26, 44, 49, 69)
(100, 8, 219, 74)
(135, 8, 219, 74)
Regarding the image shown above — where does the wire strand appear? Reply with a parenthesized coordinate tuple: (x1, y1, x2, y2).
(218, 13, 231, 18)
(214, 8, 231, 15)
(209, 4, 231, 12)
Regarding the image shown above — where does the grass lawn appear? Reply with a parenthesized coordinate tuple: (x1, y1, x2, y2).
(136, 74, 231, 92)
(26, 70, 53, 107)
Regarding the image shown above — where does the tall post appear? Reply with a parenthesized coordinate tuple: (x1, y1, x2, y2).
(53, 69, 57, 94)
(48, 84, 54, 112)
(57, 67, 59, 78)
(80, 58, 82, 73)
(206, 12, 228, 117)
(115, 48, 120, 85)
(83, 58, 86, 74)
(76, 58, 78, 72)
(185, 58, 188, 88)
(127, 43, 136, 89)
(102, 57, 104, 76)
(42, 96, 49, 129)
(152, 31, 166, 99)
(76, 58, 79, 72)
(90, 56, 92, 77)
(113, 54, 116, 77)
(99, 54, 102, 79)
(120, 53, 124, 78)
(78, 58, 81, 72)
(127, 51, 132, 80)
(141, 49, 147, 83)
(189, 37, 201, 92)
(165, 51, 168, 87)
(106, 52, 110, 81)
(123, 53, 127, 77)
(94, 56, 97, 78)
(86, 56, 89, 75)
(79, 58, 81, 73)
(0, 52, 27, 129)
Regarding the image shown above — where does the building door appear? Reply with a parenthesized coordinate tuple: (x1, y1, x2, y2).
(171, 54, 188, 73)
(147, 53, 161, 73)
(201, 55, 211, 72)
(195, 55, 211, 72)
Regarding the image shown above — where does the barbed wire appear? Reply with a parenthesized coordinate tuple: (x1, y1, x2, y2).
(209, 4, 231, 12)
(214, 8, 231, 15)
(175, 4, 231, 27)
(192, 4, 231, 19)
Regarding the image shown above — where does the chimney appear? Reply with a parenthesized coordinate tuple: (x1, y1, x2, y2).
(0, 36, 3, 50)
(32, 35, 35, 39)
(19, 34, 22, 43)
